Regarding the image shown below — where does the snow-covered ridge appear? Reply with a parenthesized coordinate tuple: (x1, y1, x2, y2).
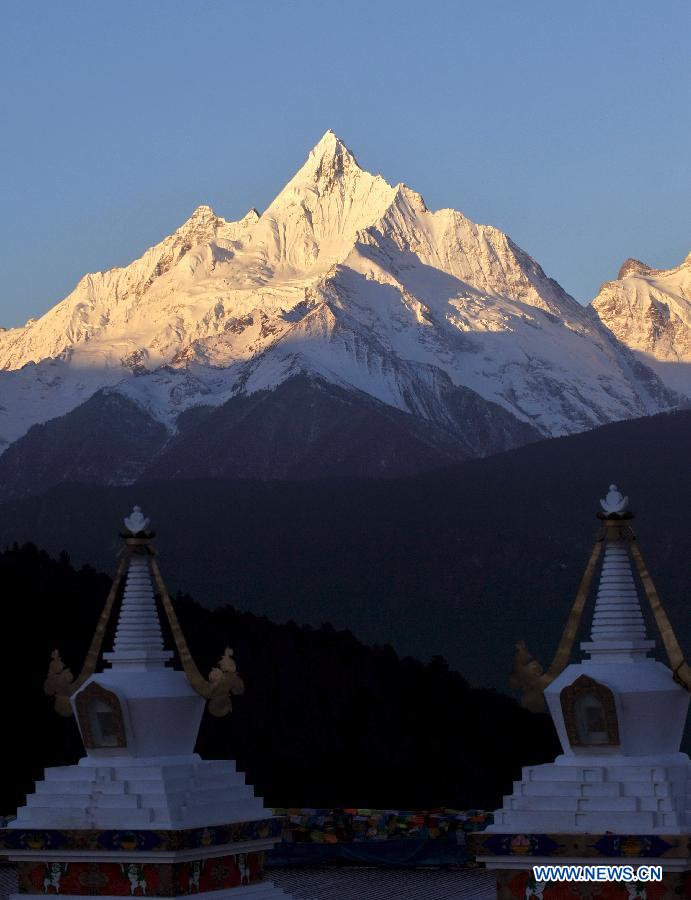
(591, 251, 691, 397)
(0, 130, 684, 454)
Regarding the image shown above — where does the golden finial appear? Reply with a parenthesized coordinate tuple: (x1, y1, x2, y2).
(207, 648, 245, 717)
(44, 649, 75, 717)
(509, 641, 547, 713)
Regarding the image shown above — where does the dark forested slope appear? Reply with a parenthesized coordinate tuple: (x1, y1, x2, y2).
(0, 544, 558, 816)
(0, 410, 688, 690)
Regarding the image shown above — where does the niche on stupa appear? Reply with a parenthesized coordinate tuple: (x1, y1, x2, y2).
(75, 682, 127, 749)
(560, 674, 620, 747)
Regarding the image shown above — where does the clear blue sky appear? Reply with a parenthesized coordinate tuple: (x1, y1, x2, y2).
(1, 0, 689, 327)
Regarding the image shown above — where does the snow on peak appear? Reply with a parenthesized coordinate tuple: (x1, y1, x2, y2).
(187, 203, 218, 220)
(173, 204, 228, 240)
(263, 130, 366, 213)
(615, 252, 691, 283)
(617, 258, 654, 279)
(592, 249, 691, 398)
(307, 129, 359, 171)
(314, 127, 340, 145)
(240, 207, 260, 225)
(0, 132, 682, 453)
(255, 131, 398, 273)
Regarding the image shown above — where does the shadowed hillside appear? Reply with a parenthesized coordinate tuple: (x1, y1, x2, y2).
(0, 410, 688, 691)
(0, 543, 558, 816)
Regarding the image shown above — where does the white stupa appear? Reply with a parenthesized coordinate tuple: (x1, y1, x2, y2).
(479, 485, 691, 878)
(8, 507, 293, 899)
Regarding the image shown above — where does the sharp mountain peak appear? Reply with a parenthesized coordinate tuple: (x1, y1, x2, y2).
(0, 132, 685, 462)
(617, 258, 655, 279)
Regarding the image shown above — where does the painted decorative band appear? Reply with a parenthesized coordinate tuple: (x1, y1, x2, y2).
(18, 852, 264, 896)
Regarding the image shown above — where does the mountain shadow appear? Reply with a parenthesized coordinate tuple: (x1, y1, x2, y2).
(0, 391, 167, 501)
(0, 374, 539, 499)
(141, 373, 539, 481)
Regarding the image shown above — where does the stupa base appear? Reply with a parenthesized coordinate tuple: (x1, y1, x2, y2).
(9, 848, 294, 897)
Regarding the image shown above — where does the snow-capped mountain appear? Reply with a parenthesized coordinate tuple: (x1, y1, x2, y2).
(591, 254, 691, 398)
(0, 131, 681, 485)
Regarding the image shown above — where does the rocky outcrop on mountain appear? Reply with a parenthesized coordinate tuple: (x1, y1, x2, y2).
(591, 252, 691, 398)
(617, 258, 657, 280)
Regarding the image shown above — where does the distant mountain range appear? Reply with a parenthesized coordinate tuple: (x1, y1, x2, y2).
(0, 131, 688, 492)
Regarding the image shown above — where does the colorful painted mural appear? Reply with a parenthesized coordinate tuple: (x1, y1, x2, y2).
(18, 852, 264, 896)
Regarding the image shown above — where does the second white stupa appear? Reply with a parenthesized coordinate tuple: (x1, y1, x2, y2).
(490, 485, 691, 837)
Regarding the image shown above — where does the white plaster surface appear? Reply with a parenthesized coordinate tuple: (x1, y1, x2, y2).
(10, 757, 273, 829)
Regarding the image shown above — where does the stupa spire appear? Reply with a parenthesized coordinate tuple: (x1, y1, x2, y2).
(579, 484, 655, 661)
(587, 540, 649, 645)
(45, 505, 244, 717)
(103, 506, 173, 669)
(510, 483, 691, 712)
(100, 506, 173, 670)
